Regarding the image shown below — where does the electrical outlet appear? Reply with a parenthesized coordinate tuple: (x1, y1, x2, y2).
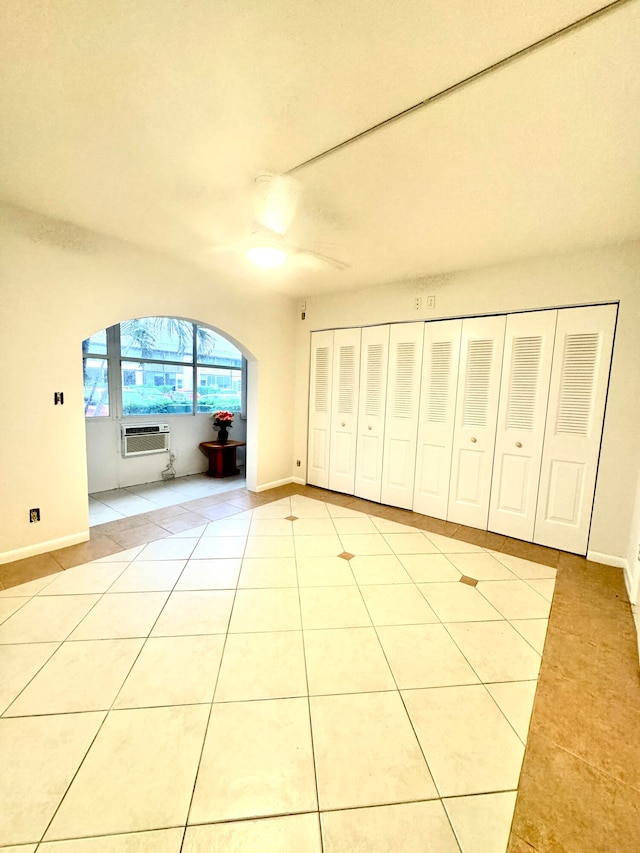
(296, 459, 301, 467)
(426, 295, 436, 309)
(29, 508, 40, 523)
(414, 297, 422, 311)
(637, 544, 640, 562)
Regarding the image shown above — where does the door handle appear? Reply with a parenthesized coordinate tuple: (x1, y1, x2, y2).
(341, 422, 346, 427)
(368, 425, 372, 430)
(516, 441, 522, 448)
(470, 437, 477, 443)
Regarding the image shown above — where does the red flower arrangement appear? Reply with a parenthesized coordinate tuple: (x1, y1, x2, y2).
(212, 410, 234, 426)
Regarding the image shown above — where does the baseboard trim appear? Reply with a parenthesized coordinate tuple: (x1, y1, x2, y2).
(0, 531, 90, 565)
(586, 550, 628, 570)
(291, 477, 306, 486)
(255, 478, 294, 493)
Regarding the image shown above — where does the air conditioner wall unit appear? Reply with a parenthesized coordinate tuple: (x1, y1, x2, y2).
(121, 423, 170, 457)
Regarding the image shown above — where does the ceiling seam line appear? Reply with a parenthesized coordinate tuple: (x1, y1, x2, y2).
(285, 0, 635, 175)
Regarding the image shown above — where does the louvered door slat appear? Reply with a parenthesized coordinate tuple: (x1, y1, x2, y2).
(307, 330, 334, 487)
(413, 320, 462, 519)
(488, 311, 557, 541)
(355, 326, 390, 501)
(329, 328, 361, 494)
(381, 323, 424, 509)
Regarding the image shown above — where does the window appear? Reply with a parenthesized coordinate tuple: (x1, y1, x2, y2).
(83, 318, 243, 418)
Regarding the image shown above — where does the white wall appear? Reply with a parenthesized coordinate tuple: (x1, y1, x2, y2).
(0, 204, 296, 563)
(293, 241, 640, 566)
(86, 414, 248, 494)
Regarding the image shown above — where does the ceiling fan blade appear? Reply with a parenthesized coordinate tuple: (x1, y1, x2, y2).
(292, 246, 350, 271)
(254, 173, 300, 236)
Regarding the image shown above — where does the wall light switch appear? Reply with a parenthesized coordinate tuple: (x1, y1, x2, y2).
(54, 391, 64, 405)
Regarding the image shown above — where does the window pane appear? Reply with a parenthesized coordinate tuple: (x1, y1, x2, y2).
(120, 317, 193, 363)
(196, 367, 242, 413)
(196, 327, 243, 367)
(121, 361, 194, 415)
(82, 330, 107, 356)
(84, 358, 109, 417)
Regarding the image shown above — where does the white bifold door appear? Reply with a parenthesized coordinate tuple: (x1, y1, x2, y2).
(354, 325, 390, 502)
(413, 319, 462, 519)
(533, 304, 617, 554)
(328, 328, 362, 493)
(381, 323, 424, 509)
(447, 315, 506, 528)
(488, 310, 557, 540)
(307, 330, 334, 488)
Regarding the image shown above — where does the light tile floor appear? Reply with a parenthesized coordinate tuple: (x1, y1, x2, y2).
(0, 495, 555, 852)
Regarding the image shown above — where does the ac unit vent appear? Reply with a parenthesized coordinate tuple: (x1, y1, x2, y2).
(121, 424, 170, 457)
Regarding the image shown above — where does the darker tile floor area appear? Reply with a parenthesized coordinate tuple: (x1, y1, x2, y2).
(2, 482, 639, 851)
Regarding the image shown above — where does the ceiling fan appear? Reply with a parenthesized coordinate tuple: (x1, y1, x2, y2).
(208, 173, 348, 271)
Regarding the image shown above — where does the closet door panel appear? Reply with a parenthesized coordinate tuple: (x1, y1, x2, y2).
(447, 315, 506, 529)
(381, 323, 424, 509)
(328, 328, 361, 494)
(307, 330, 333, 488)
(354, 325, 390, 502)
(488, 310, 557, 540)
(534, 304, 617, 554)
(413, 319, 462, 519)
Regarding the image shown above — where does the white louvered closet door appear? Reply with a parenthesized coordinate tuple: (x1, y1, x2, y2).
(328, 328, 362, 494)
(307, 330, 334, 488)
(534, 304, 617, 554)
(447, 315, 506, 528)
(381, 323, 424, 509)
(413, 319, 462, 519)
(354, 325, 390, 502)
(488, 310, 557, 540)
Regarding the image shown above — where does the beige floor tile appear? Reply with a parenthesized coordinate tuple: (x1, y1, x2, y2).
(5, 638, 144, 716)
(183, 814, 322, 853)
(0, 573, 61, 597)
(510, 618, 550, 654)
(174, 558, 241, 590)
(444, 791, 517, 853)
(326, 504, 367, 518)
(321, 800, 460, 853)
(229, 588, 301, 632)
(0, 597, 30, 624)
(238, 557, 298, 588)
(310, 691, 437, 810)
(215, 631, 307, 701)
(304, 627, 395, 695)
(38, 828, 184, 852)
(300, 586, 371, 629)
(0, 642, 60, 714)
(296, 556, 357, 587)
(290, 498, 331, 518)
(0, 595, 101, 644)
(417, 582, 502, 622)
(338, 534, 393, 557)
(486, 681, 538, 743)
(151, 590, 234, 636)
(349, 555, 412, 585)
(45, 704, 209, 840)
(427, 533, 485, 553)
(191, 536, 247, 559)
(244, 535, 296, 559)
(369, 516, 415, 533)
(446, 621, 541, 682)
(377, 624, 480, 689)
(294, 534, 343, 558)
(38, 563, 128, 595)
(488, 551, 557, 579)
(525, 577, 556, 601)
(251, 502, 291, 519)
(292, 518, 338, 536)
(189, 697, 317, 822)
(478, 580, 551, 619)
(399, 553, 462, 583)
(403, 685, 525, 796)
(382, 532, 440, 555)
(135, 538, 199, 560)
(0, 711, 105, 845)
(446, 552, 519, 581)
(360, 584, 439, 626)
(94, 546, 144, 563)
(115, 634, 225, 708)
(173, 524, 207, 538)
(332, 516, 379, 534)
(202, 518, 251, 536)
(0, 844, 37, 853)
(108, 560, 186, 593)
(249, 518, 294, 536)
(70, 593, 169, 640)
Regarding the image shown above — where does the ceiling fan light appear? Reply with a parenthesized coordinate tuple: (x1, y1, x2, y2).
(246, 244, 288, 268)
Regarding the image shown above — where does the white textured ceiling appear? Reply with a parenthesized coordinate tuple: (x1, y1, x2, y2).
(1, 0, 639, 296)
